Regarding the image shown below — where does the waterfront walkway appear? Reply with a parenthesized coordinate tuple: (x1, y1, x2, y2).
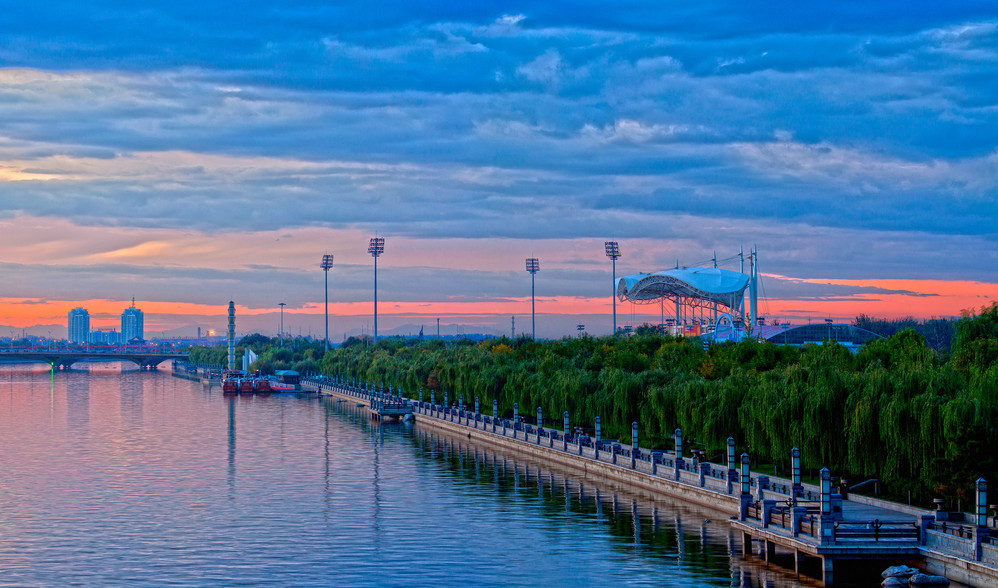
(302, 377, 998, 587)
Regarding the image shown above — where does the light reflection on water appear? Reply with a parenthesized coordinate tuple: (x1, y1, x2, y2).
(0, 367, 827, 586)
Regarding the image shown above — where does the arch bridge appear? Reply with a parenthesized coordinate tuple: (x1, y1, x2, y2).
(0, 350, 188, 370)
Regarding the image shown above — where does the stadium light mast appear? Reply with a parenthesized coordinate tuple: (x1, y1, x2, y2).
(369, 237, 385, 344)
(320, 254, 334, 351)
(605, 241, 621, 335)
(525, 258, 540, 339)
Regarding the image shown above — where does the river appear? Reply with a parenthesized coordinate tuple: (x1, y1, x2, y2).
(0, 364, 836, 586)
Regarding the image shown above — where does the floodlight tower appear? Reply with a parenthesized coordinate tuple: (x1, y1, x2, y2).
(369, 237, 385, 344)
(525, 258, 539, 339)
(605, 241, 621, 335)
(320, 254, 334, 351)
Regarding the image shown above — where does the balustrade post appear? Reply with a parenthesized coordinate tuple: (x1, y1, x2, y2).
(535, 406, 543, 445)
(727, 437, 736, 494)
(791, 505, 807, 537)
(493, 399, 498, 433)
(820, 467, 831, 514)
(674, 428, 684, 481)
(762, 499, 775, 529)
(977, 478, 988, 527)
(739, 453, 751, 521)
(475, 396, 480, 426)
(563, 411, 569, 452)
(975, 478, 990, 561)
(513, 403, 519, 439)
(819, 468, 835, 545)
(792, 447, 802, 505)
(631, 421, 639, 469)
(594, 417, 601, 461)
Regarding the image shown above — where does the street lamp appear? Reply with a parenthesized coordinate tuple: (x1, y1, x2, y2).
(605, 241, 621, 335)
(278, 302, 286, 346)
(525, 258, 539, 339)
(369, 237, 385, 344)
(320, 254, 334, 351)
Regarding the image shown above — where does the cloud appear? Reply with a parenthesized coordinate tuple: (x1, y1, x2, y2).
(0, 4, 996, 336)
(517, 48, 564, 84)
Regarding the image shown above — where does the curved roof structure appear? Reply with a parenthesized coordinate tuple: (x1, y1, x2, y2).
(763, 324, 882, 347)
(615, 268, 750, 307)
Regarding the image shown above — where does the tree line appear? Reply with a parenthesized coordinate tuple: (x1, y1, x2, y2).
(317, 304, 998, 506)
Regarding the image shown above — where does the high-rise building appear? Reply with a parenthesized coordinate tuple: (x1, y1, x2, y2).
(68, 308, 90, 343)
(121, 300, 144, 343)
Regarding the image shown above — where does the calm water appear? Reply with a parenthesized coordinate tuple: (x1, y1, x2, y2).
(0, 364, 824, 586)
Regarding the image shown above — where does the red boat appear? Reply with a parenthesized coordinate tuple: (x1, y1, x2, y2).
(222, 370, 244, 393)
(254, 378, 272, 393)
(239, 379, 254, 393)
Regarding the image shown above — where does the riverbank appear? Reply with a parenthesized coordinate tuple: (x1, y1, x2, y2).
(303, 377, 998, 588)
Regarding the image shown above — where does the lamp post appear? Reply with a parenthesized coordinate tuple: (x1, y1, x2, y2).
(320, 254, 334, 351)
(605, 241, 620, 335)
(525, 258, 539, 339)
(278, 302, 286, 346)
(369, 237, 385, 344)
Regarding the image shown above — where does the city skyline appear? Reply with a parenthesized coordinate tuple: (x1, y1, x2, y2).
(0, 2, 996, 339)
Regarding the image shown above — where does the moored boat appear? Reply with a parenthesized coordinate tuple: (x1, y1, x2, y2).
(222, 370, 244, 393)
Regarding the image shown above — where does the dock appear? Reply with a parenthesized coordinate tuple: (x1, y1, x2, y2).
(305, 378, 411, 421)
(302, 376, 998, 586)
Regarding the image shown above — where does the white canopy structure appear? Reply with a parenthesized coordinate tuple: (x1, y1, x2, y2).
(615, 268, 749, 309)
(615, 261, 759, 337)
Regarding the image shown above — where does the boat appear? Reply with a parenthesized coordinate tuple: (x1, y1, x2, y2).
(270, 370, 300, 393)
(254, 378, 272, 393)
(270, 380, 296, 392)
(239, 378, 254, 393)
(222, 370, 244, 393)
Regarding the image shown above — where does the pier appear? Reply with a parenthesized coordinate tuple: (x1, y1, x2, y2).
(303, 376, 998, 587)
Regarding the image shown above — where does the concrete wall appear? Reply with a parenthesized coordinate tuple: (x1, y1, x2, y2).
(415, 411, 740, 516)
(925, 529, 975, 560)
(847, 493, 933, 518)
(922, 546, 998, 588)
(982, 542, 998, 567)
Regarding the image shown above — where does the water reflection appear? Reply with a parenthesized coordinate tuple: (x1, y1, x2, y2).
(322, 397, 820, 587)
(65, 371, 90, 435)
(0, 371, 832, 587)
(227, 395, 236, 496)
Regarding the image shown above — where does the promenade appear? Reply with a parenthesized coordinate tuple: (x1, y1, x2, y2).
(303, 376, 998, 587)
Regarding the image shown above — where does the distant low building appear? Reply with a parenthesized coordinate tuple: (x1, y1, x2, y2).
(68, 308, 90, 344)
(89, 329, 120, 345)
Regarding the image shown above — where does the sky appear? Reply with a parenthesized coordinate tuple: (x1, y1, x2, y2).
(0, 1, 996, 340)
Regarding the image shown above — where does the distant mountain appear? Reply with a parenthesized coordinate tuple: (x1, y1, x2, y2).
(0, 324, 65, 339)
